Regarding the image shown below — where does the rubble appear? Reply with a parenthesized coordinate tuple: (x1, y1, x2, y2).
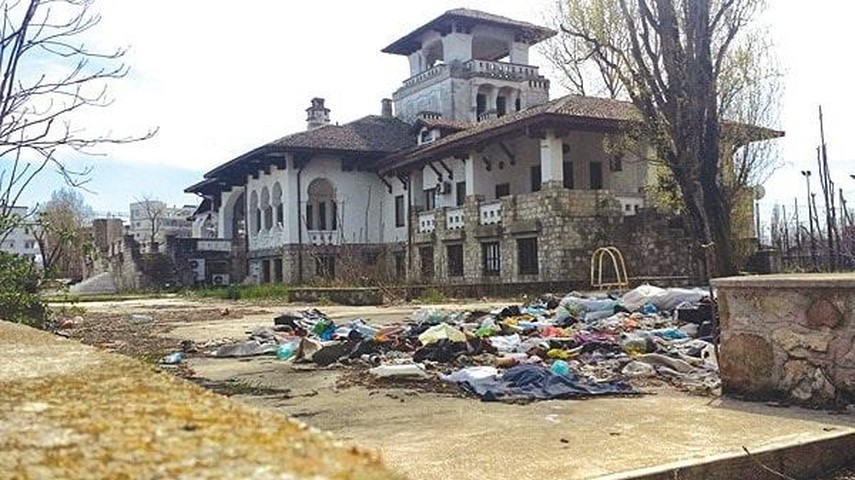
(208, 285, 720, 402)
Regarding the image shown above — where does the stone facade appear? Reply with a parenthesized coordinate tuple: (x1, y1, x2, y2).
(713, 274, 855, 407)
(411, 185, 699, 286)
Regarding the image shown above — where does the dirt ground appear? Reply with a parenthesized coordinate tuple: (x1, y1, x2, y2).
(57, 296, 855, 480)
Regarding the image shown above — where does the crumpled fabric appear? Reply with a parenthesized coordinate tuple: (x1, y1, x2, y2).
(460, 364, 633, 402)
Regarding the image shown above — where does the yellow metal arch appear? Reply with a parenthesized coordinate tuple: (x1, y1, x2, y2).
(590, 246, 629, 290)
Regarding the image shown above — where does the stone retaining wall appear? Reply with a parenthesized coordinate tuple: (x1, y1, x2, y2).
(713, 274, 855, 407)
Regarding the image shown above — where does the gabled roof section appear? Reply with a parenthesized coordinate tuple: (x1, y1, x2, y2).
(412, 117, 472, 134)
(382, 8, 557, 56)
(377, 94, 784, 175)
(200, 115, 415, 183)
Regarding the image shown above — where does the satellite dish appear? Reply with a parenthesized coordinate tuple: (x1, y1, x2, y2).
(753, 185, 766, 200)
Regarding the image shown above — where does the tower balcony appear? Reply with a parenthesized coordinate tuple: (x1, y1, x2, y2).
(461, 59, 541, 81)
(396, 60, 546, 98)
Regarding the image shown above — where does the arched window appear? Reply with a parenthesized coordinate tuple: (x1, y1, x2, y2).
(306, 178, 337, 231)
(249, 190, 260, 235)
(261, 186, 272, 231)
(272, 182, 283, 228)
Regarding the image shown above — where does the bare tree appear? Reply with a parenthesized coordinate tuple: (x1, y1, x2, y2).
(33, 187, 93, 278)
(555, 0, 778, 276)
(0, 0, 155, 238)
(541, 0, 627, 98)
(135, 195, 165, 252)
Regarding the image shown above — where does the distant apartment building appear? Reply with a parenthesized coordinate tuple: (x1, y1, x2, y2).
(1, 206, 41, 264)
(129, 201, 195, 251)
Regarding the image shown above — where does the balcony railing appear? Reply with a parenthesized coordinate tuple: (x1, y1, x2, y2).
(307, 230, 340, 245)
(463, 59, 540, 81)
(446, 207, 465, 230)
(418, 212, 436, 233)
(479, 201, 502, 225)
(402, 64, 450, 89)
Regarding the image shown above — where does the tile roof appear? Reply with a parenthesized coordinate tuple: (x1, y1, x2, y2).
(201, 115, 415, 182)
(382, 8, 556, 55)
(378, 95, 640, 172)
(269, 115, 415, 153)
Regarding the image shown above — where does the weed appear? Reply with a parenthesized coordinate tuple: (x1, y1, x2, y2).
(419, 288, 446, 304)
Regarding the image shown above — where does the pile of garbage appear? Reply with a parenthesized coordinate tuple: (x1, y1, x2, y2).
(208, 285, 719, 403)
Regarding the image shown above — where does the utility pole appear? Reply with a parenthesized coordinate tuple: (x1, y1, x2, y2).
(802, 170, 817, 270)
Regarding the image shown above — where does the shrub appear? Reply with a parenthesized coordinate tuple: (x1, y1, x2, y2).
(0, 252, 46, 327)
(419, 288, 446, 304)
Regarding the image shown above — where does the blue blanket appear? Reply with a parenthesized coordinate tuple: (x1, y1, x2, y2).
(461, 364, 633, 402)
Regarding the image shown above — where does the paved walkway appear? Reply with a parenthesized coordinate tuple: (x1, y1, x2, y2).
(0, 321, 399, 479)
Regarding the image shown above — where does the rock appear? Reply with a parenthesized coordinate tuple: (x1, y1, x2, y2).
(782, 360, 836, 404)
(805, 297, 843, 329)
(720, 333, 775, 395)
(772, 329, 833, 355)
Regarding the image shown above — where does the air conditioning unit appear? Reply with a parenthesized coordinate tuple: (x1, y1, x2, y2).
(211, 274, 230, 286)
(436, 181, 452, 195)
(189, 258, 206, 282)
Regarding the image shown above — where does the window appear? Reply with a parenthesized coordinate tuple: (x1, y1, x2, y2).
(420, 246, 434, 279)
(395, 195, 405, 227)
(515, 98, 521, 111)
(590, 161, 603, 189)
(424, 188, 436, 211)
(331, 202, 338, 230)
(276, 204, 284, 226)
(476, 94, 487, 118)
(530, 165, 542, 192)
(262, 259, 271, 283)
(456, 181, 466, 206)
(273, 258, 283, 283)
(316, 254, 335, 279)
(517, 237, 538, 275)
(496, 96, 507, 117)
(419, 129, 434, 144)
(305, 204, 314, 230)
(563, 161, 574, 189)
(255, 209, 262, 233)
(495, 183, 510, 199)
(482, 242, 500, 276)
(318, 202, 327, 230)
(264, 205, 273, 230)
(610, 156, 623, 172)
(447, 244, 463, 277)
(394, 252, 406, 278)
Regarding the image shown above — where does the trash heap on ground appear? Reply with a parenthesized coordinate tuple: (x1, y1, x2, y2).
(208, 285, 719, 403)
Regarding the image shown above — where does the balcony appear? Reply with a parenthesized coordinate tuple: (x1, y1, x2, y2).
(446, 207, 465, 230)
(401, 64, 451, 90)
(462, 59, 541, 81)
(418, 212, 436, 233)
(307, 230, 340, 246)
(479, 201, 502, 225)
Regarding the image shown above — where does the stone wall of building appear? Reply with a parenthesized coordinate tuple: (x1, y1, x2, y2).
(713, 274, 855, 407)
(408, 185, 699, 286)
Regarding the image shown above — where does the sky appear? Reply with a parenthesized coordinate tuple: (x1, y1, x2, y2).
(19, 1, 855, 229)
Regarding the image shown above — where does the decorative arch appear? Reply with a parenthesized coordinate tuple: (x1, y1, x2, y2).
(306, 178, 337, 231)
(261, 186, 272, 231)
(272, 182, 283, 228)
(249, 190, 260, 235)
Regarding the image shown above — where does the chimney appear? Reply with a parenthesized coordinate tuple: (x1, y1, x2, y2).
(381, 98, 393, 118)
(306, 97, 330, 130)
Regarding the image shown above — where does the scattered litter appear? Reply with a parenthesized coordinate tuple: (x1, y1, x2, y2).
(370, 363, 428, 379)
(160, 352, 184, 365)
(206, 284, 719, 402)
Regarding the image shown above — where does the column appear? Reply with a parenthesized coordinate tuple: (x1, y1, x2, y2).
(540, 130, 564, 188)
